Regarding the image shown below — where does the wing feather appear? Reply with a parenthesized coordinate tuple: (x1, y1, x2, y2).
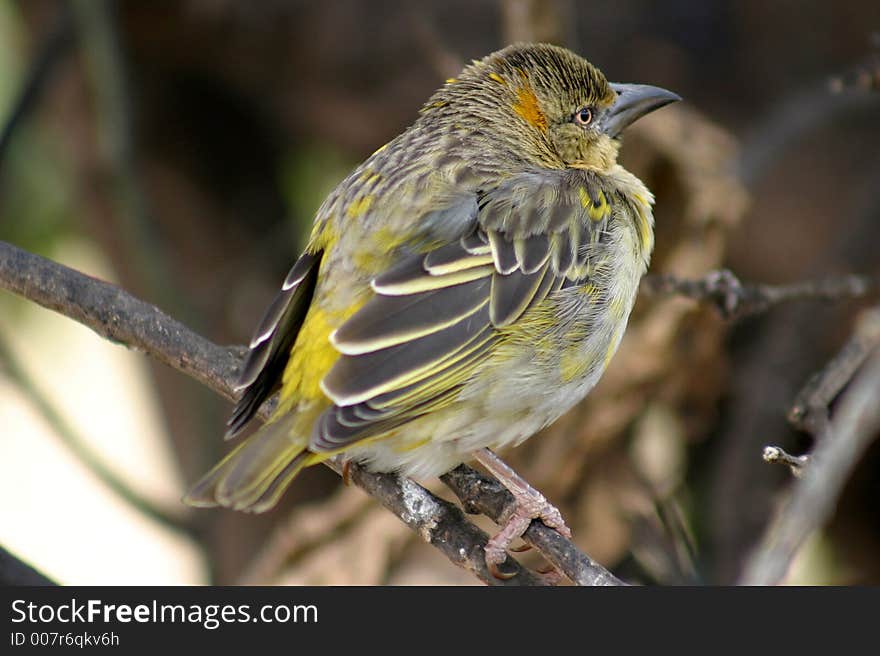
(424, 241, 493, 273)
(226, 251, 321, 438)
(308, 168, 614, 452)
(489, 266, 552, 327)
(372, 252, 493, 295)
(331, 278, 490, 355)
(460, 230, 490, 254)
(517, 233, 551, 274)
(322, 305, 492, 407)
(488, 230, 519, 274)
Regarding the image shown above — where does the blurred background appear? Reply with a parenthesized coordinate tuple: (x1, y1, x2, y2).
(0, 0, 878, 585)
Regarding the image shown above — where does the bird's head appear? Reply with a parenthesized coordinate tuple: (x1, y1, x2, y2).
(421, 43, 680, 173)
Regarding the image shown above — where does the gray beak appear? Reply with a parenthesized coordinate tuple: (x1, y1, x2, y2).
(599, 83, 681, 138)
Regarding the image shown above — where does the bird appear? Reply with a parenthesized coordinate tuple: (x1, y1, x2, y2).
(185, 42, 679, 577)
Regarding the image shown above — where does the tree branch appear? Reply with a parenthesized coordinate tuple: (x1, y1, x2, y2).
(346, 464, 545, 585)
(0, 240, 556, 585)
(788, 307, 880, 439)
(762, 446, 809, 478)
(740, 308, 880, 585)
(641, 269, 880, 320)
(7, 240, 880, 586)
(762, 306, 880, 478)
(0, 240, 240, 397)
(442, 465, 626, 585)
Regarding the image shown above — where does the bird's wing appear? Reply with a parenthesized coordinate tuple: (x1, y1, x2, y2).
(226, 250, 322, 438)
(312, 169, 613, 452)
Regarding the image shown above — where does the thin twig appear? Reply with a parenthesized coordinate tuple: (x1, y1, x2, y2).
(788, 306, 880, 439)
(762, 446, 809, 478)
(0, 240, 554, 585)
(0, 330, 196, 537)
(641, 270, 880, 321)
(740, 310, 880, 585)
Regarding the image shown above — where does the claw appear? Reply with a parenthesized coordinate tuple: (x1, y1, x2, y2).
(535, 564, 564, 585)
(510, 543, 532, 553)
(488, 559, 517, 580)
(473, 448, 572, 583)
(341, 460, 352, 486)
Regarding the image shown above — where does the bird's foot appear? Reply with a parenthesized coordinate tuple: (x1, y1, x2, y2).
(474, 448, 571, 583)
(484, 491, 571, 583)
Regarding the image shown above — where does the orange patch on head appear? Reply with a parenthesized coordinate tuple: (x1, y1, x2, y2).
(513, 84, 547, 132)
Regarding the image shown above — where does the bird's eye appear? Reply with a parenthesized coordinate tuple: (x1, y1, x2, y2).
(574, 107, 593, 126)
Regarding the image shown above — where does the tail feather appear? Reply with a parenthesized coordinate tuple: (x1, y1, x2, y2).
(247, 449, 324, 512)
(183, 416, 319, 513)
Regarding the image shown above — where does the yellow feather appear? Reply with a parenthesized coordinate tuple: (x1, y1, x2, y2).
(346, 194, 374, 219)
(353, 225, 415, 272)
(560, 346, 591, 383)
(588, 190, 609, 222)
(604, 328, 623, 367)
(279, 289, 367, 409)
(577, 186, 591, 209)
(308, 219, 341, 252)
